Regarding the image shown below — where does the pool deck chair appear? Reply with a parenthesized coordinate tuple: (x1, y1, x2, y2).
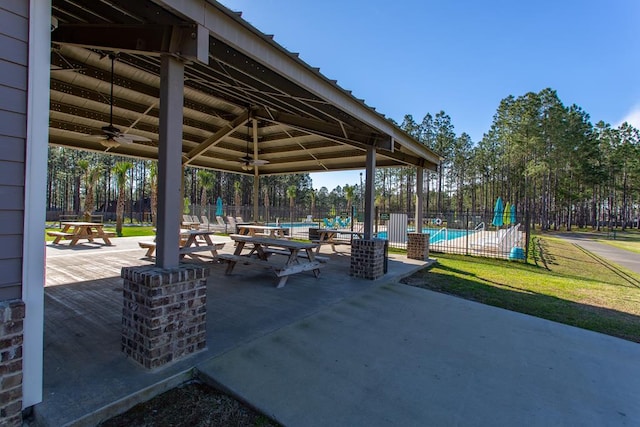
(227, 216, 238, 233)
(216, 216, 228, 232)
(202, 215, 226, 233)
(471, 223, 522, 255)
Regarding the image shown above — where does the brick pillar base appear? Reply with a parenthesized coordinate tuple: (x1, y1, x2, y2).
(121, 264, 209, 369)
(0, 300, 25, 427)
(350, 239, 386, 280)
(407, 233, 430, 260)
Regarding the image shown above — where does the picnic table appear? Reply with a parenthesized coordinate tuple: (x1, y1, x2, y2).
(47, 222, 115, 246)
(138, 230, 226, 261)
(236, 224, 287, 238)
(313, 228, 369, 253)
(218, 234, 325, 288)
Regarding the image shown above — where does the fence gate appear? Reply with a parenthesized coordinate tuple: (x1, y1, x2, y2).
(388, 213, 407, 244)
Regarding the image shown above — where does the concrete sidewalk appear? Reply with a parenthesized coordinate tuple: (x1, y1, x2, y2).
(555, 232, 640, 275)
(198, 283, 640, 426)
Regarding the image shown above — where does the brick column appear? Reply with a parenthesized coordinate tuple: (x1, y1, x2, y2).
(407, 233, 430, 260)
(121, 264, 209, 369)
(0, 300, 25, 427)
(350, 239, 386, 280)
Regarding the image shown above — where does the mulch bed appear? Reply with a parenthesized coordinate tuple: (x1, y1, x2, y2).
(99, 381, 280, 427)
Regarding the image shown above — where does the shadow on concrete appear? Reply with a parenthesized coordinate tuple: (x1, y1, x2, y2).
(404, 263, 640, 344)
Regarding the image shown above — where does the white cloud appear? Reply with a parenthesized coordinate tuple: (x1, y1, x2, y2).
(616, 105, 640, 129)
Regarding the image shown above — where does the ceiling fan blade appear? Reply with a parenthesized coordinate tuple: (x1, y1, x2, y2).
(120, 133, 151, 142)
(84, 133, 108, 140)
(100, 139, 120, 149)
(113, 136, 134, 144)
(250, 159, 269, 166)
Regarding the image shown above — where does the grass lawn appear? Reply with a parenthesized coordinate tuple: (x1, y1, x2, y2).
(403, 234, 640, 343)
(45, 223, 156, 241)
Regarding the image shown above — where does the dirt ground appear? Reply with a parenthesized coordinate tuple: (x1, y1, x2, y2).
(99, 381, 280, 427)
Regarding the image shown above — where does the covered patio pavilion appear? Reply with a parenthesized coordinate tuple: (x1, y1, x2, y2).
(48, 0, 440, 262)
(39, 236, 430, 425)
(24, 0, 440, 422)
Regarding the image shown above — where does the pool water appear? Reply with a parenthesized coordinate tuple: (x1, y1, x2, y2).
(376, 228, 473, 243)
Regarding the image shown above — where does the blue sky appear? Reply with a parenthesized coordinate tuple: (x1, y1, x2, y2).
(217, 0, 640, 191)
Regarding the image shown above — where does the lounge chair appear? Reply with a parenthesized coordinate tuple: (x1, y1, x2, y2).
(190, 215, 202, 228)
(200, 215, 210, 230)
(201, 215, 226, 232)
(182, 214, 197, 228)
(471, 223, 522, 255)
(216, 216, 228, 233)
(227, 216, 238, 233)
(304, 215, 313, 223)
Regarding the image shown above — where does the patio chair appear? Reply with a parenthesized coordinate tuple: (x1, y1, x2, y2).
(235, 216, 245, 223)
(304, 215, 313, 222)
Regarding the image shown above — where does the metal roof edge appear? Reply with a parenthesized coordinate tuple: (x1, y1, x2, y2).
(156, 0, 439, 164)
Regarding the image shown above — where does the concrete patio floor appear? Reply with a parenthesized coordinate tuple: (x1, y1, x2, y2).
(200, 284, 640, 426)
(36, 236, 428, 426)
(36, 235, 640, 426)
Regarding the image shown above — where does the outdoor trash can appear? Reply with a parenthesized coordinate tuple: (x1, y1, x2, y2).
(308, 227, 320, 241)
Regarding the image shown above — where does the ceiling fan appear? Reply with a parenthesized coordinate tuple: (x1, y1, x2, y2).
(239, 119, 269, 170)
(89, 53, 151, 150)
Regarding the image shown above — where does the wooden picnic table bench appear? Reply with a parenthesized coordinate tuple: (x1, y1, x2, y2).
(236, 224, 288, 238)
(47, 231, 75, 238)
(220, 234, 324, 288)
(262, 248, 329, 263)
(138, 230, 226, 261)
(312, 229, 369, 253)
(48, 222, 113, 246)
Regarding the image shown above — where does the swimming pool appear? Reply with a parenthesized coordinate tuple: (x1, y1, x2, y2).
(376, 228, 473, 243)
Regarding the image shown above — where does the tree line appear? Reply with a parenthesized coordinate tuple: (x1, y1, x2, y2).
(47, 87, 639, 230)
(395, 88, 639, 230)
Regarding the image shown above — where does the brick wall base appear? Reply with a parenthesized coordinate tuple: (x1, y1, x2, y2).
(121, 264, 209, 369)
(407, 233, 430, 260)
(0, 300, 25, 427)
(350, 239, 386, 280)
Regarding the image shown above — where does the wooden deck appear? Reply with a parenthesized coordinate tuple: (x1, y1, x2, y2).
(39, 236, 428, 426)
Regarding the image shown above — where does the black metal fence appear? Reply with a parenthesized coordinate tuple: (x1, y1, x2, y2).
(381, 210, 528, 260)
(199, 206, 529, 261)
(47, 205, 529, 261)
